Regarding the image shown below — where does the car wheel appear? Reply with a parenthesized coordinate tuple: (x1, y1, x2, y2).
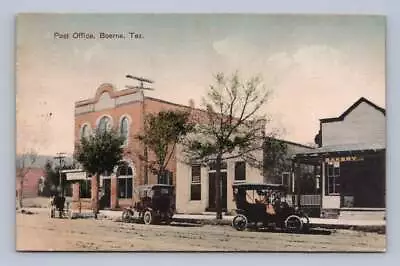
(122, 209, 133, 222)
(232, 214, 248, 231)
(284, 215, 303, 233)
(143, 211, 153, 225)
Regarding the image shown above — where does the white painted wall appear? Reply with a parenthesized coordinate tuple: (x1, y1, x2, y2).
(94, 92, 115, 111)
(175, 146, 264, 214)
(322, 195, 340, 209)
(322, 102, 385, 147)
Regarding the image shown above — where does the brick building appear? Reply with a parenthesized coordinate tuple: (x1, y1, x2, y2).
(16, 168, 45, 198)
(67, 83, 203, 209)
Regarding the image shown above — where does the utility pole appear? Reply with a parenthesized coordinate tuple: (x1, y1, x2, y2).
(54, 152, 66, 195)
(125, 74, 154, 184)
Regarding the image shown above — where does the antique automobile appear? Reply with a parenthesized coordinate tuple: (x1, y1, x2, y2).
(121, 184, 175, 225)
(231, 183, 310, 232)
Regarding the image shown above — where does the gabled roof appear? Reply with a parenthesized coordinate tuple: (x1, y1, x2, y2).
(320, 97, 385, 123)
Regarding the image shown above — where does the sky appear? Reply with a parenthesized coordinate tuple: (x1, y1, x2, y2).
(16, 14, 386, 156)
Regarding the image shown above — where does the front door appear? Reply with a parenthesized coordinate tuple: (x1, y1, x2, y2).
(100, 179, 111, 209)
(208, 172, 227, 211)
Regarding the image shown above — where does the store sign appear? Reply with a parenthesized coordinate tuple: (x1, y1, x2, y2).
(66, 171, 87, 180)
(325, 156, 364, 163)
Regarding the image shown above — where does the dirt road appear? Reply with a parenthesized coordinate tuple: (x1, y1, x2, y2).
(16, 212, 385, 252)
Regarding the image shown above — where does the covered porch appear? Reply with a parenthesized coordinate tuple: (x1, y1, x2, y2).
(293, 143, 385, 219)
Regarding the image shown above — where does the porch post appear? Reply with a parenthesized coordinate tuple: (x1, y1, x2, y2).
(321, 160, 326, 214)
(111, 175, 118, 210)
(91, 175, 98, 212)
(72, 182, 81, 213)
(291, 161, 295, 193)
(295, 163, 301, 208)
(321, 161, 325, 197)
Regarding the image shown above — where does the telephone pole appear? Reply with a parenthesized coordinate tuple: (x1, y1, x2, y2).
(125, 74, 154, 184)
(54, 152, 66, 195)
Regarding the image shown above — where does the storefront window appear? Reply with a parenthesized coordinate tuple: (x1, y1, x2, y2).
(118, 177, 132, 198)
(327, 162, 340, 195)
(79, 179, 91, 198)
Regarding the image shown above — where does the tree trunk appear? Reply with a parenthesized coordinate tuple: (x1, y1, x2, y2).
(92, 174, 99, 219)
(215, 154, 222, 220)
(17, 178, 24, 209)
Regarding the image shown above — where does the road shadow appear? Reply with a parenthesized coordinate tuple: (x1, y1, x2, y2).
(250, 227, 332, 235)
(169, 222, 203, 228)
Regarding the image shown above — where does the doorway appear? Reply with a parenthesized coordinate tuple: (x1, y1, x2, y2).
(100, 178, 111, 209)
(207, 172, 228, 211)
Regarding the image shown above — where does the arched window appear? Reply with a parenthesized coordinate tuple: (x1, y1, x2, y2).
(117, 162, 133, 199)
(81, 124, 90, 139)
(98, 116, 111, 134)
(120, 117, 129, 145)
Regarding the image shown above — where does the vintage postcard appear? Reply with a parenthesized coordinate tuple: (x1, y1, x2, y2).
(16, 14, 386, 252)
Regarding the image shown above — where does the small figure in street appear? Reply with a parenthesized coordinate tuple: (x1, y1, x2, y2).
(49, 193, 66, 218)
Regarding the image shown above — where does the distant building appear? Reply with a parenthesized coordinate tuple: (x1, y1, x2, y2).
(293, 97, 385, 219)
(16, 168, 45, 198)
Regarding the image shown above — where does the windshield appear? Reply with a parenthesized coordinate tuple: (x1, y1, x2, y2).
(160, 188, 170, 195)
(153, 187, 172, 196)
(241, 189, 286, 204)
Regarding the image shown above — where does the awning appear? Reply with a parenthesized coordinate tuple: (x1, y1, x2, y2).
(295, 142, 385, 156)
(292, 142, 385, 163)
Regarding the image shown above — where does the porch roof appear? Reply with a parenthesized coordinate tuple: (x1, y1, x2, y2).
(293, 142, 385, 161)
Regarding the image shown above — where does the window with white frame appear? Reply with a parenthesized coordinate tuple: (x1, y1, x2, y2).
(327, 162, 340, 195)
(120, 117, 129, 145)
(234, 161, 246, 181)
(190, 165, 201, 200)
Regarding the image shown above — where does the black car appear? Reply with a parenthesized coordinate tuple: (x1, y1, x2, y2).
(121, 184, 175, 225)
(231, 183, 309, 232)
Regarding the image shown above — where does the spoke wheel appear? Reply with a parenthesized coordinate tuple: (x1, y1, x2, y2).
(232, 214, 248, 231)
(143, 211, 153, 225)
(284, 215, 303, 233)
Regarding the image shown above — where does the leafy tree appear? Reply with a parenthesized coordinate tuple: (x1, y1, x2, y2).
(41, 160, 58, 197)
(263, 137, 289, 183)
(136, 110, 194, 184)
(74, 129, 124, 218)
(16, 150, 37, 209)
(184, 72, 279, 219)
(41, 160, 76, 197)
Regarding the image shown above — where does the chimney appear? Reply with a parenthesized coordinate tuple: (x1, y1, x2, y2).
(188, 99, 195, 109)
